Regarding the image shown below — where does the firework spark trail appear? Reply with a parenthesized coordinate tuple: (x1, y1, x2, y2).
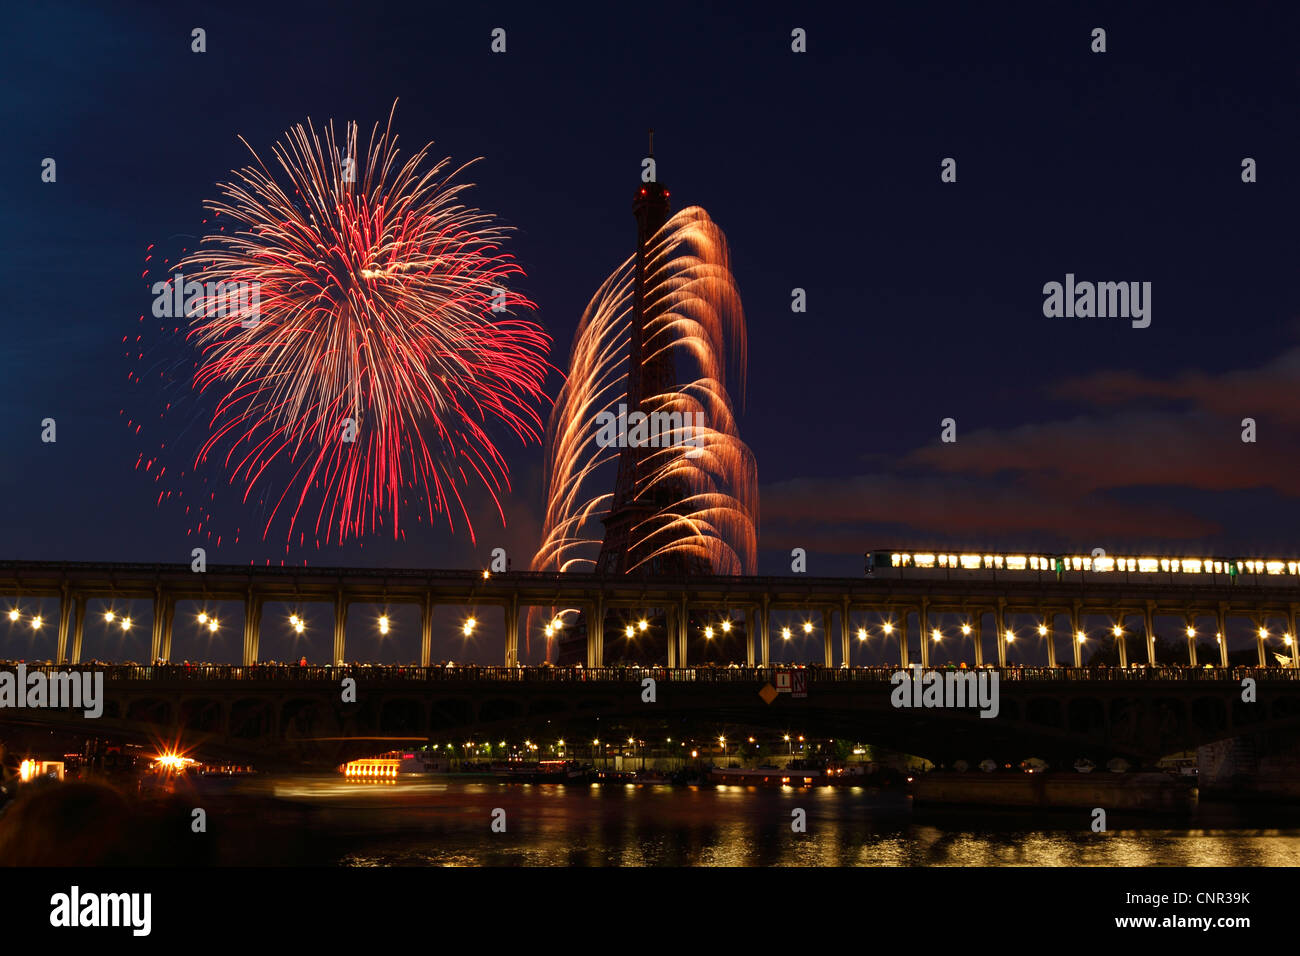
(168, 104, 550, 547)
(531, 207, 758, 645)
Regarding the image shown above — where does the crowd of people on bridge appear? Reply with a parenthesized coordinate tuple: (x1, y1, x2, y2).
(0, 657, 1294, 681)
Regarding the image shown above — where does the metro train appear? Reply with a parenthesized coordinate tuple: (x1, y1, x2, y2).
(864, 549, 1300, 587)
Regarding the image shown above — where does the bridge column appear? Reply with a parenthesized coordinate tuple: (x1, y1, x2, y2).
(760, 595, 770, 665)
(159, 598, 174, 663)
(995, 599, 1007, 668)
(56, 584, 72, 664)
(745, 606, 756, 666)
(504, 594, 519, 666)
(1045, 608, 1055, 671)
(150, 586, 164, 662)
(1217, 603, 1229, 667)
(678, 593, 689, 667)
(70, 595, 85, 664)
(972, 609, 984, 667)
(587, 596, 605, 669)
(898, 614, 908, 668)
(821, 608, 833, 667)
(840, 597, 851, 667)
(918, 599, 930, 668)
(333, 590, 348, 665)
(1186, 613, 1198, 667)
(242, 592, 263, 666)
(1044, 610, 1057, 667)
(596, 596, 606, 667)
(1254, 612, 1267, 666)
(1071, 602, 1082, 667)
(1290, 605, 1300, 668)
(667, 604, 678, 668)
(420, 594, 433, 667)
(1115, 613, 1128, 668)
(1144, 601, 1157, 665)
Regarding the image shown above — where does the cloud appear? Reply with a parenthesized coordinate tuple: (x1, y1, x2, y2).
(761, 348, 1300, 554)
(1053, 346, 1300, 428)
(908, 409, 1298, 496)
(762, 473, 1218, 553)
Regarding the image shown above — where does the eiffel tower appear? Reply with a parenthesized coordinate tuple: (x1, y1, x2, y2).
(595, 131, 711, 579)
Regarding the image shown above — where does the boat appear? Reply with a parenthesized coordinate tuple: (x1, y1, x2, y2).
(491, 760, 590, 783)
(342, 751, 452, 778)
(631, 769, 675, 785)
(709, 761, 865, 787)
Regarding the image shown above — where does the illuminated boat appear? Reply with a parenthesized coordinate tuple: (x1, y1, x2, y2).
(342, 751, 450, 778)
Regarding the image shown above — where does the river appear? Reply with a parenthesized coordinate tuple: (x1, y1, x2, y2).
(210, 776, 1300, 866)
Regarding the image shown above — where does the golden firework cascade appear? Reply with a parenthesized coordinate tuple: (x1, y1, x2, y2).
(533, 180, 757, 580)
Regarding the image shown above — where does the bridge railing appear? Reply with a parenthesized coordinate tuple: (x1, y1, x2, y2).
(1, 662, 1295, 683)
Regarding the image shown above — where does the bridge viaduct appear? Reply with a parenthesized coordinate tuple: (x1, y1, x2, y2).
(3, 560, 1300, 669)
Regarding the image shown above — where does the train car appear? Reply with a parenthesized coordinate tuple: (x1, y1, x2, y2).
(864, 549, 1300, 589)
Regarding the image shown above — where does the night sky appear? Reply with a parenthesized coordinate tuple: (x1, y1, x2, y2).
(6, 0, 1300, 586)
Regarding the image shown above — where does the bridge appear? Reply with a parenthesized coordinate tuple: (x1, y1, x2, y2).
(4, 663, 1299, 769)
(3, 559, 1300, 669)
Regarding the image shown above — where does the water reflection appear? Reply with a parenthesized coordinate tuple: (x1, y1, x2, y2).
(244, 776, 1300, 867)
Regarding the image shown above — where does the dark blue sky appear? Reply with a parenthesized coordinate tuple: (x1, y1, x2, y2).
(5, 0, 1300, 579)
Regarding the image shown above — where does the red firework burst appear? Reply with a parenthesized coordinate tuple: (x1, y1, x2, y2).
(172, 103, 550, 546)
